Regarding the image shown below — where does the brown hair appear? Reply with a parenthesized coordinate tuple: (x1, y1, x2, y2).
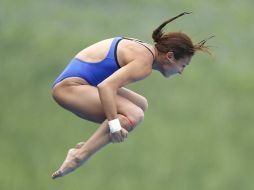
(152, 12, 213, 60)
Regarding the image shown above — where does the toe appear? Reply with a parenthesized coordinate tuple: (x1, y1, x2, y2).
(75, 142, 85, 149)
(52, 170, 63, 179)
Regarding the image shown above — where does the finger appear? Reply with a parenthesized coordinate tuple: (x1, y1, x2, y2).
(117, 134, 123, 143)
(116, 133, 123, 143)
(121, 129, 128, 139)
(113, 135, 119, 143)
(113, 132, 121, 143)
(111, 134, 116, 143)
(112, 133, 120, 143)
(121, 130, 127, 139)
(124, 130, 128, 138)
(121, 128, 129, 134)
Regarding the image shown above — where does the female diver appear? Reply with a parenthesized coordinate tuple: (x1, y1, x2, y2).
(51, 12, 212, 179)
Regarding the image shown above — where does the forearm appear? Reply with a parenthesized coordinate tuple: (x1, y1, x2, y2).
(97, 84, 118, 121)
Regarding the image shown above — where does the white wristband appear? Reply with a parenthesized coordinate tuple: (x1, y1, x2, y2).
(108, 118, 121, 133)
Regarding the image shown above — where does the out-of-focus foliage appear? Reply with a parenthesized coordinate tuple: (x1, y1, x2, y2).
(1, 0, 253, 189)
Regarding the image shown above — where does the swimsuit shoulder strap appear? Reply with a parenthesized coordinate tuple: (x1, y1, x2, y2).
(106, 37, 123, 60)
(122, 37, 155, 60)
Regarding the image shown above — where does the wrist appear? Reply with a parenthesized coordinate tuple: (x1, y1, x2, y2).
(108, 118, 121, 133)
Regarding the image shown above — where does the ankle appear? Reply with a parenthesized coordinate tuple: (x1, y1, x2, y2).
(73, 155, 83, 165)
(76, 148, 91, 160)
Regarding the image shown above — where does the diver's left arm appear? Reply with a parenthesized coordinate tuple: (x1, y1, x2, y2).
(97, 59, 152, 121)
(97, 59, 151, 143)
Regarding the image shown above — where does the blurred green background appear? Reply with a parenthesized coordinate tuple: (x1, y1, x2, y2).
(1, 0, 253, 189)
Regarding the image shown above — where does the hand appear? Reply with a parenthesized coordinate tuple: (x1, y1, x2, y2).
(111, 128, 128, 143)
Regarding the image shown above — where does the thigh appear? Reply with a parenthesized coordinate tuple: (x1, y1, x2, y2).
(52, 79, 143, 124)
(117, 87, 148, 112)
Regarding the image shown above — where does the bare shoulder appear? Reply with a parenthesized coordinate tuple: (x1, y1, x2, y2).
(117, 38, 154, 67)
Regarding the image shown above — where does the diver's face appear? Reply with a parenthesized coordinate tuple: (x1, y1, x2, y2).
(162, 52, 192, 78)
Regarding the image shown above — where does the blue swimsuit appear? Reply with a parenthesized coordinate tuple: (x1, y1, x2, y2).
(52, 37, 122, 87)
(52, 37, 154, 88)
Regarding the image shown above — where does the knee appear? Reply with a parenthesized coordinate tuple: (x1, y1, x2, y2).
(118, 109, 144, 132)
(126, 107, 145, 129)
(118, 115, 133, 132)
(140, 97, 148, 112)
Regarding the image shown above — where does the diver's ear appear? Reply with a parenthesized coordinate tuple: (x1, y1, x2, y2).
(166, 51, 175, 64)
(166, 51, 174, 60)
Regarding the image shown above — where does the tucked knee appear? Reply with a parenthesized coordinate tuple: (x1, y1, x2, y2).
(140, 97, 148, 112)
(118, 115, 133, 132)
(118, 108, 144, 132)
(127, 107, 145, 129)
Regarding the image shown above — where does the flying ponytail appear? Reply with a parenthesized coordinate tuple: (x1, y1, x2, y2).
(194, 35, 215, 55)
(152, 12, 213, 59)
(152, 12, 192, 43)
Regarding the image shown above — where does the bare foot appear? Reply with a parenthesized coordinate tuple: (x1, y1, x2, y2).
(52, 142, 85, 179)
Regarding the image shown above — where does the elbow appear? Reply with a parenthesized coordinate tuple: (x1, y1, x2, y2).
(97, 82, 117, 92)
(97, 82, 108, 94)
(97, 82, 106, 90)
(97, 82, 114, 96)
(97, 84, 104, 99)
